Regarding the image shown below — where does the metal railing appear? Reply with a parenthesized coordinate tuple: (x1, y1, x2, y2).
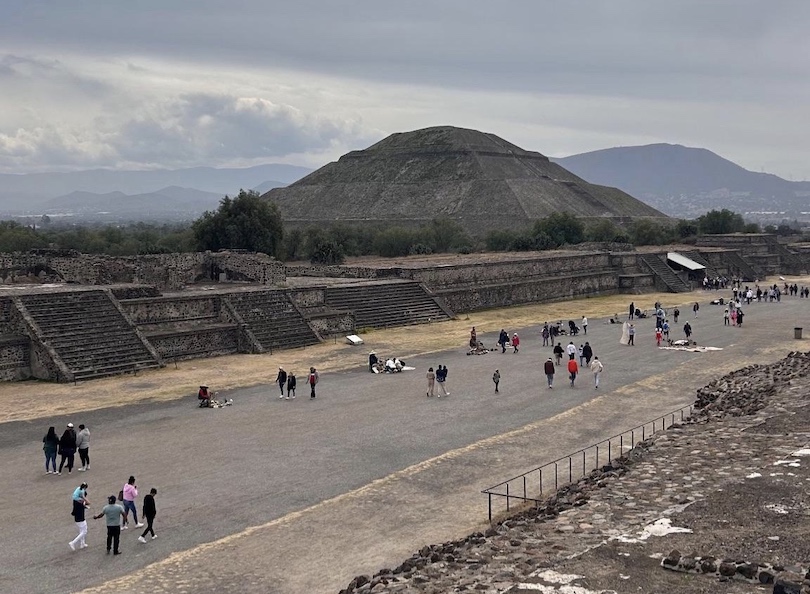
(482, 404, 693, 522)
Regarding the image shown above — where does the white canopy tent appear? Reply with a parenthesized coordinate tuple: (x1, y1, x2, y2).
(667, 252, 705, 272)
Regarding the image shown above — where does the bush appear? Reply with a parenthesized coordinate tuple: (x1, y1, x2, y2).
(309, 240, 345, 265)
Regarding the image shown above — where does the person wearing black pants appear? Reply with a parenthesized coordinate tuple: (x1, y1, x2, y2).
(94, 495, 125, 555)
(138, 488, 158, 543)
(58, 423, 77, 475)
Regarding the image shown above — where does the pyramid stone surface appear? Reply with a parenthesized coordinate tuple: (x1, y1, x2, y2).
(263, 126, 668, 234)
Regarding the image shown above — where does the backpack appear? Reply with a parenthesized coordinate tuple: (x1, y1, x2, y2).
(309, 373, 316, 385)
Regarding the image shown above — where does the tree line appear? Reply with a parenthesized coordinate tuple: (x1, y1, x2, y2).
(0, 191, 801, 264)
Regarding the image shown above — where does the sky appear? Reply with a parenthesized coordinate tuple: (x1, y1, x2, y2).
(1, 1, 809, 179)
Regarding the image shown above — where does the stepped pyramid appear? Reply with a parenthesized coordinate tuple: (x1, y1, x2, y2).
(263, 126, 668, 234)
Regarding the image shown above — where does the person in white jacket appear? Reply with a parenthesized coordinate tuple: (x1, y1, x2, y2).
(590, 357, 604, 389)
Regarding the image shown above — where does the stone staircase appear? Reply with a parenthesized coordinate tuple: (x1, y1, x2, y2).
(682, 251, 720, 279)
(767, 240, 806, 274)
(323, 281, 452, 329)
(723, 251, 761, 281)
(18, 291, 161, 381)
(225, 290, 320, 352)
(639, 254, 692, 293)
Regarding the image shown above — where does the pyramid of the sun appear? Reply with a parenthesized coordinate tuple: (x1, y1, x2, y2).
(263, 126, 668, 234)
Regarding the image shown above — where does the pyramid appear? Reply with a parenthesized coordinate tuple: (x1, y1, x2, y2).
(263, 126, 668, 234)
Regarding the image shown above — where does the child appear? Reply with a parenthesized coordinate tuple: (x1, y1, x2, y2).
(655, 328, 663, 346)
(511, 333, 520, 353)
(492, 370, 500, 393)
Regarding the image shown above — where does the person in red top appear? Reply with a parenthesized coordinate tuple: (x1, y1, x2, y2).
(655, 328, 663, 346)
(567, 358, 578, 388)
(511, 333, 520, 353)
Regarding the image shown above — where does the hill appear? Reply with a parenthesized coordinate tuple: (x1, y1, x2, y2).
(263, 126, 668, 235)
(553, 144, 810, 219)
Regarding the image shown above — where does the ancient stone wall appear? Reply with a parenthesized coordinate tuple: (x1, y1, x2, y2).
(0, 336, 30, 381)
(146, 326, 239, 361)
(306, 311, 356, 337)
(288, 287, 327, 308)
(121, 295, 220, 325)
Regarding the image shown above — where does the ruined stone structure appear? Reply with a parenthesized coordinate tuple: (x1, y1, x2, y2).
(0, 237, 806, 382)
(262, 126, 669, 235)
(696, 233, 808, 277)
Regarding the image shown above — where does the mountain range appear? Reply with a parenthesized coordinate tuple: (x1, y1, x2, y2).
(553, 144, 810, 220)
(0, 164, 313, 221)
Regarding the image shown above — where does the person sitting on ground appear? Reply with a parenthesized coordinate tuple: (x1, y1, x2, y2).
(394, 358, 404, 372)
(198, 385, 211, 408)
(368, 351, 378, 373)
(385, 358, 397, 373)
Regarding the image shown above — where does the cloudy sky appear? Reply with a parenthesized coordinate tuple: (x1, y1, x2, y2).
(1, 1, 808, 178)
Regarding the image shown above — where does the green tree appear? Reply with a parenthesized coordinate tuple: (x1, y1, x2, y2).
(586, 219, 621, 242)
(485, 230, 513, 251)
(628, 219, 675, 246)
(532, 212, 585, 247)
(192, 190, 283, 256)
(675, 219, 699, 239)
(309, 239, 345, 264)
(696, 209, 745, 235)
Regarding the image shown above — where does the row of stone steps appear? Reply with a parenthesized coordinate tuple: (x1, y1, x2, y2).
(323, 282, 451, 329)
(639, 254, 692, 293)
(225, 291, 320, 352)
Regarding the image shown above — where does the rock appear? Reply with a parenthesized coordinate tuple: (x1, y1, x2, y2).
(736, 563, 758, 580)
(700, 557, 718, 574)
(773, 575, 803, 594)
(719, 562, 737, 577)
(662, 550, 681, 567)
(680, 557, 697, 571)
(759, 570, 775, 584)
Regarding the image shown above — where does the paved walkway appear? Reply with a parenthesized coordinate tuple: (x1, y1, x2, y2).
(0, 291, 806, 593)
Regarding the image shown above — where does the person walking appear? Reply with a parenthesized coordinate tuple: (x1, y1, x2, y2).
(566, 341, 577, 360)
(426, 367, 435, 397)
(43, 426, 59, 474)
(492, 370, 500, 393)
(590, 356, 604, 389)
(498, 329, 509, 353)
(737, 309, 744, 326)
(673, 307, 680, 323)
(693, 302, 699, 318)
(662, 320, 670, 341)
(582, 342, 593, 365)
(655, 327, 663, 346)
(137, 488, 158, 543)
(541, 323, 550, 347)
(286, 372, 296, 399)
(684, 321, 693, 342)
(94, 495, 125, 555)
(511, 333, 520, 353)
(723, 308, 730, 326)
(76, 424, 90, 472)
(276, 367, 287, 399)
(628, 324, 635, 346)
(69, 482, 89, 551)
(58, 423, 77, 475)
(581, 316, 588, 335)
(544, 357, 555, 389)
(553, 342, 564, 365)
(567, 358, 579, 388)
(628, 302, 635, 320)
(308, 367, 319, 399)
(578, 345, 585, 366)
(436, 365, 449, 397)
(121, 476, 143, 530)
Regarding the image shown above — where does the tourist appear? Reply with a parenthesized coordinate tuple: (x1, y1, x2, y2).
(553, 342, 564, 365)
(628, 302, 635, 320)
(43, 426, 59, 474)
(673, 307, 680, 323)
(693, 302, 699, 318)
(492, 370, 500, 393)
(137, 488, 158, 543)
(76, 424, 90, 472)
(469, 327, 478, 349)
(426, 367, 435, 397)
(566, 341, 576, 360)
(69, 482, 89, 551)
(578, 344, 585, 366)
(121, 476, 143, 530)
(655, 327, 663, 346)
(730, 308, 737, 326)
(581, 316, 588, 335)
(723, 308, 730, 326)
(198, 385, 211, 408)
(541, 323, 550, 347)
(582, 342, 593, 365)
(498, 329, 509, 353)
(590, 356, 604, 389)
(737, 309, 744, 326)
(684, 321, 693, 342)
(368, 351, 378, 373)
(276, 367, 287, 399)
(511, 333, 520, 353)
(628, 324, 635, 346)
(308, 367, 319, 399)
(286, 372, 296, 399)
(436, 365, 449, 397)
(58, 423, 77, 475)
(94, 495, 124, 555)
(567, 358, 578, 388)
(544, 357, 555, 389)
(662, 320, 670, 340)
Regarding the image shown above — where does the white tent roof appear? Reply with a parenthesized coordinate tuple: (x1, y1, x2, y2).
(667, 252, 705, 271)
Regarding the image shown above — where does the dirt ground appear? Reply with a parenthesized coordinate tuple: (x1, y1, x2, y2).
(0, 287, 709, 424)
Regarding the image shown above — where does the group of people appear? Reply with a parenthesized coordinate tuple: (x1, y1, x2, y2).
(368, 351, 405, 373)
(43, 422, 90, 475)
(425, 365, 450, 397)
(545, 338, 603, 389)
(68, 475, 158, 556)
(275, 367, 319, 399)
(497, 329, 520, 353)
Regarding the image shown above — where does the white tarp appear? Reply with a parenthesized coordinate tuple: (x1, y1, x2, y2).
(667, 252, 705, 271)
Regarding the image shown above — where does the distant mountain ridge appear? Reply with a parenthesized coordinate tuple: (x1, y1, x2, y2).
(0, 164, 312, 217)
(553, 144, 810, 219)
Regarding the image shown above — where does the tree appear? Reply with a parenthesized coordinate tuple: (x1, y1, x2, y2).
(696, 209, 745, 235)
(675, 219, 699, 239)
(309, 239, 345, 264)
(532, 212, 585, 247)
(586, 219, 620, 242)
(192, 190, 283, 256)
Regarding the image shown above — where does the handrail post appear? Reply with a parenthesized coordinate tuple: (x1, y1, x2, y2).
(488, 493, 492, 523)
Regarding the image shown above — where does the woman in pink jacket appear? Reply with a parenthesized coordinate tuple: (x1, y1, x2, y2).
(122, 475, 144, 529)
